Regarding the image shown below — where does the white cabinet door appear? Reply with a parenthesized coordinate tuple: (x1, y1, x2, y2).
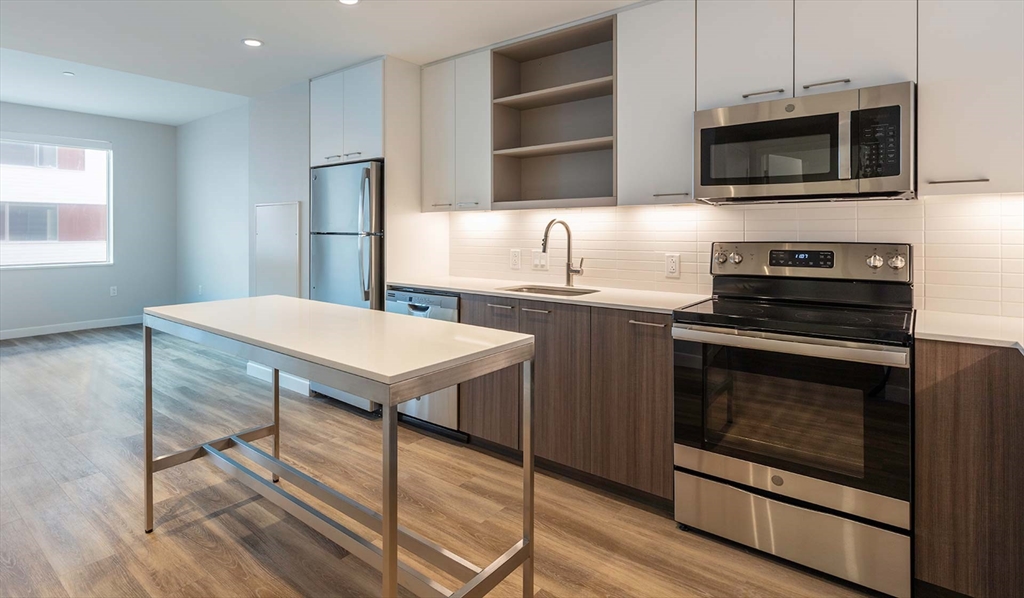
(310, 71, 346, 167)
(696, 0, 793, 110)
(617, 0, 696, 205)
(919, 0, 1024, 195)
(421, 60, 456, 212)
(343, 59, 384, 161)
(454, 50, 491, 211)
(795, 0, 916, 97)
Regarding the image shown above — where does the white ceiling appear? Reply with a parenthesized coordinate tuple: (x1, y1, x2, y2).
(0, 49, 249, 126)
(0, 0, 637, 99)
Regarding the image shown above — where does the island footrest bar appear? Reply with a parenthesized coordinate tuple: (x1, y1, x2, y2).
(141, 305, 535, 598)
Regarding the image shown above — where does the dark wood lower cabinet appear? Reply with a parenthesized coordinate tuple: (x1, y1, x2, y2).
(458, 294, 520, 449)
(589, 308, 674, 499)
(915, 339, 1024, 598)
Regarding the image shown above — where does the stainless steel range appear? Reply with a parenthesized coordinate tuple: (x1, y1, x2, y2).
(672, 242, 914, 598)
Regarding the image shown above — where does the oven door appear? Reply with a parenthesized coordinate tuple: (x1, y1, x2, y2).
(673, 325, 911, 505)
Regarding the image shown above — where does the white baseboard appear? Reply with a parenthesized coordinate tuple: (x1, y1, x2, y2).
(246, 361, 311, 396)
(0, 315, 143, 340)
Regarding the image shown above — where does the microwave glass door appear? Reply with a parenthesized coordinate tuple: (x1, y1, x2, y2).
(674, 339, 911, 501)
(701, 114, 840, 187)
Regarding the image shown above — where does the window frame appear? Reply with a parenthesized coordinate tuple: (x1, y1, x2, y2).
(0, 132, 113, 270)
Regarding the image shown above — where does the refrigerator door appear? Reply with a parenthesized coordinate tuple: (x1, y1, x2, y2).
(310, 161, 382, 234)
(310, 234, 381, 309)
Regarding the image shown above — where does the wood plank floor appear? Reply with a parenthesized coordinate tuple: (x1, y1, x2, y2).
(0, 326, 865, 597)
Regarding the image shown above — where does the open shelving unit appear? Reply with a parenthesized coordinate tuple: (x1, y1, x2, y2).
(491, 17, 616, 210)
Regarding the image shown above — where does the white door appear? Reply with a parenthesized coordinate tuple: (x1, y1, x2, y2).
(795, 0, 917, 97)
(255, 203, 299, 297)
(617, 0, 696, 205)
(454, 50, 492, 211)
(696, 0, 794, 110)
(343, 59, 384, 161)
(919, 0, 1024, 195)
(421, 60, 457, 212)
(310, 71, 345, 167)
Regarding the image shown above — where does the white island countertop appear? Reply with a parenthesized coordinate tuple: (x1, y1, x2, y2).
(144, 295, 534, 385)
(915, 311, 1024, 355)
(387, 276, 708, 315)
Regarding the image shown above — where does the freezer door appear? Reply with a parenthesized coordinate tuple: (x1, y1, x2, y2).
(310, 234, 381, 309)
(310, 161, 382, 233)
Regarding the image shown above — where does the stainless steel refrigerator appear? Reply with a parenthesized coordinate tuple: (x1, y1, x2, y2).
(309, 160, 383, 411)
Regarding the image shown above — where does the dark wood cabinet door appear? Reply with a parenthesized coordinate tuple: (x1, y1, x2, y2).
(458, 294, 521, 449)
(590, 308, 674, 498)
(519, 299, 591, 471)
(915, 340, 1024, 597)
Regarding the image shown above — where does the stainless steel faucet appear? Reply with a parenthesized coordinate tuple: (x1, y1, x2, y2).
(541, 219, 584, 287)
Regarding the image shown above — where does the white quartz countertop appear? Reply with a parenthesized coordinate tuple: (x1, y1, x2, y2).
(915, 311, 1024, 355)
(144, 295, 534, 385)
(387, 276, 708, 315)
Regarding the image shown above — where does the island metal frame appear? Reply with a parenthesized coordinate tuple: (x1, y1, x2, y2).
(142, 314, 536, 598)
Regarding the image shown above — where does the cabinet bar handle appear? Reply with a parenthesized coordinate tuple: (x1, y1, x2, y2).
(324, 155, 341, 160)
(431, 203, 453, 207)
(629, 320, 666, 328)
(927, 178, 990, 184)
(521, 308, 550, 314)
(344, 151, 362, 157)
(802, 78, 851, 89)
(653, 192, 689, 198)
(487, 304, 514, 310)
(742, 88, 785, 99)
(457, 202, 479, 207)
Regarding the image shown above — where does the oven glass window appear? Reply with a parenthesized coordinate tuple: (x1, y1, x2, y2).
(701, 114, 839, 186)
(697, 343, 910, 500)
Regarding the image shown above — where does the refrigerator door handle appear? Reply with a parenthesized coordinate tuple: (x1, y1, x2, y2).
(359, 168, 372, 302)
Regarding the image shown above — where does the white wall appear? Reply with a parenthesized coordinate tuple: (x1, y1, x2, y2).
(176, 104, 250, 302)
(0, 102, 177, 337)
(249, 82, 310, 298)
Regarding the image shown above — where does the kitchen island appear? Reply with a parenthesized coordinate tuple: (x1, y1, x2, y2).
(141, 295, 536, 598)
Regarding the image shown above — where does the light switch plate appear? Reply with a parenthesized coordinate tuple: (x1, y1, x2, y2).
(510, 249, 521, 270)
(109, 286, 117, 297)
(531, 250, 549, 271)
(665, 253, 680, 278)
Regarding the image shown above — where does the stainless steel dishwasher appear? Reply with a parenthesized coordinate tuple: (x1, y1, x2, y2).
(385, 289, 459, 430)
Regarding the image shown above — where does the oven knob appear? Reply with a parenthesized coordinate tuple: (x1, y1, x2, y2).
(715, 252, 729, 264)
(729, 252, 743, 264)
(888, 255, 906, 270)
(866, 254, 884, 269)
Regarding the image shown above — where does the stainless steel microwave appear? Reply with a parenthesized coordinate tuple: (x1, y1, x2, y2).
(694, 81, 915, 204)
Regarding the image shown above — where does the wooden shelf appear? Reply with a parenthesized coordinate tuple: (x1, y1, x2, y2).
(494, 76, 614, 110)
(493, 136, 613, 159)
(493, 196, 617, 210)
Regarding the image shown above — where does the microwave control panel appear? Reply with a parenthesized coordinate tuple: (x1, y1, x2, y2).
(853, 106, 901, 179)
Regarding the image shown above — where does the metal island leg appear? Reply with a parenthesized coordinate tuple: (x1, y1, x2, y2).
(144, 325, 154, 533)
(522, 358, 535, 598)
(383, 404, 399, 597)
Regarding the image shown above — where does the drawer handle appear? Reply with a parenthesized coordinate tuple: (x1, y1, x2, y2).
(487, 304, 514, 310)
(629, 320, 666, 328)
(742, 88, 785, 99)
(653, 192, 689, 198)
(344, 151, 362, 157)
(521, 308, 550, 314)
(927, 178, 990, 184)
(457, 202, 479, 207)
(431, 203, 453, 207)
(324, 155, 342, 160)
(802, 78, 851, 89)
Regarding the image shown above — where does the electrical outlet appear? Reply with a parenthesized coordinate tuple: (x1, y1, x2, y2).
(198, 285, 203, 296)
(665, 253, 680, 278)
(531, 250, 549, 271)
(509, 249, 521, 270)
(109, 286, 117, 297)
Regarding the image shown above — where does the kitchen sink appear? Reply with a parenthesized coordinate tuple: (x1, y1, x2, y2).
(498, 285, 599, 297)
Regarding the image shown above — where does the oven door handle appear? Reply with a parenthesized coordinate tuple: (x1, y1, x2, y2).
(672, 324, 910, 368)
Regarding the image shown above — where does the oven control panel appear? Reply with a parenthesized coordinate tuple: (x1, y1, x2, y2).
(711, 242, 912, 282)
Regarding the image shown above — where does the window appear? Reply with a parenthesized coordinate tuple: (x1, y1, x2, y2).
(0, 134, 111, 267)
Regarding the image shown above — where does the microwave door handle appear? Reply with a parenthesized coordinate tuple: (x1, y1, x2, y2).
(838, 111, 852, 180)
(671, 324, 909, 368)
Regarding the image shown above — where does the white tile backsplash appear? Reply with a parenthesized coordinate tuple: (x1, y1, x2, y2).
(448, 193, 1024, 318)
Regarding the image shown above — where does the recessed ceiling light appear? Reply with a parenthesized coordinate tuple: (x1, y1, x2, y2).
(339, 0, 359, 5)
(62, 71, 75, 77)
(242, 38, 264, 47)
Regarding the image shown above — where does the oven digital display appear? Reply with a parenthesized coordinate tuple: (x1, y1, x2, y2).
(769, 250, 835, 268)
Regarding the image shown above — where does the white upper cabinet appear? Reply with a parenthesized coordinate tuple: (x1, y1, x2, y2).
(696, 0, 793, 110)
(310, 70, 346, 167)
(919, 0, 1024, 195)
(309, 59, 384, 167)
(342, 59, 384, 161)
(617, 0, 696, 205)
(454, 51, 492, 211)
(421, 60, 456, 212)
(794, 0, 916, 97)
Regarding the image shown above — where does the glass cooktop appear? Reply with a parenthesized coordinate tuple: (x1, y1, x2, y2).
(674, 298, 914, 345)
